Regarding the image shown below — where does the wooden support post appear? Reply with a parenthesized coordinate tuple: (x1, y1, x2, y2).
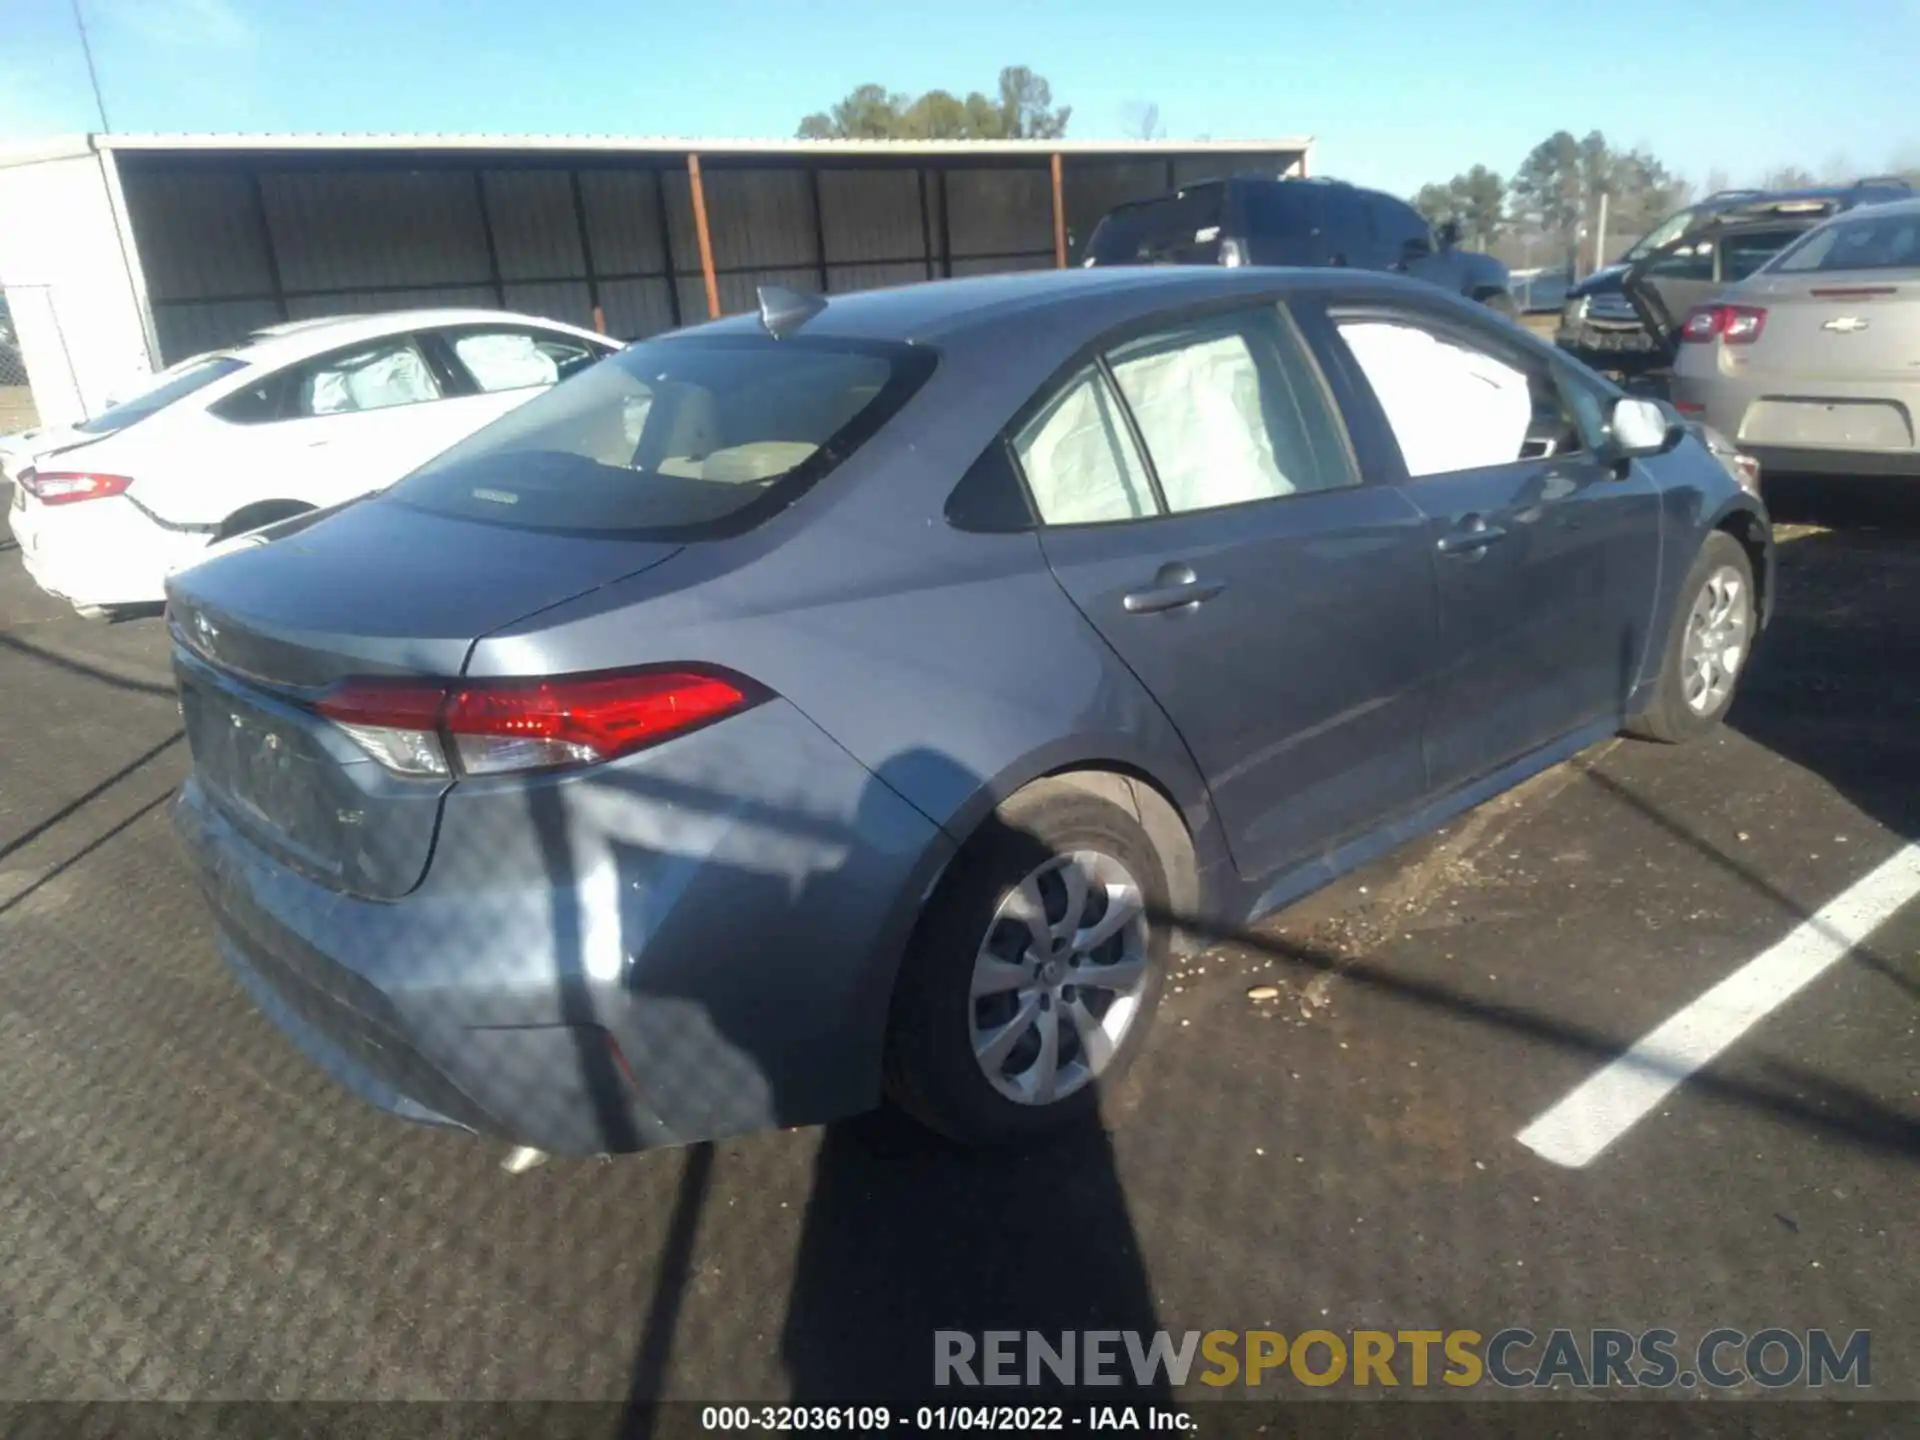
(1050, 152, 1068, 268)
(688, 152, 721, 320)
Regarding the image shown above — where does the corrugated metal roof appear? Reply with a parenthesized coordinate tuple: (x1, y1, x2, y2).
(77, 132, 1311, 159)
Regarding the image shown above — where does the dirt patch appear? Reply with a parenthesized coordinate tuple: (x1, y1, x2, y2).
(0, 386, 38, 434)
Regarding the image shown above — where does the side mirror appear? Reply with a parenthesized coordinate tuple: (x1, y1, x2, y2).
(1602, 395, 1684, 462)
(1435, 219, 1462, 250)
(1401, 234, 1434, 264)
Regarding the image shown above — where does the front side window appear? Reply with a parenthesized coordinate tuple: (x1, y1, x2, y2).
(1771, 211, 1920, 273)
(1333, 312, 1585, 478)
(385, 335, 927, 537)
(292, 338, 443, 417)
(445, 328, 607, 393)
(1643, 241, 1715, 281)
(1368, 195, 1430, 252)
(1011, 367, 1156, 525)
(1106, 308, 1356, 512)
(1623, 205, 1703, 262)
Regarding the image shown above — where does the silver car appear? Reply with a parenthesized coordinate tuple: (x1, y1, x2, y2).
(1673, 197, 1920, 478)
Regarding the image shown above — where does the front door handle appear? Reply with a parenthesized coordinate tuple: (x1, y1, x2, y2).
(1123, 562, 1225, 614)
(1436, 519, 1509, 556)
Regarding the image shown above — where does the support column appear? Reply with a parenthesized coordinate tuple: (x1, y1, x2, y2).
(687, 153, 721, 320)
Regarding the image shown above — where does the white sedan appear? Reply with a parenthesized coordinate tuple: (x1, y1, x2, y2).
(3, 309, 619, 616)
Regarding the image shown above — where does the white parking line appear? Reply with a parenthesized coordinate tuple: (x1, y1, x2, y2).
(1516, 843, 1920, 1169)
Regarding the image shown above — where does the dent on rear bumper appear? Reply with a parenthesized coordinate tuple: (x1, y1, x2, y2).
(175, 697, 955, 1154)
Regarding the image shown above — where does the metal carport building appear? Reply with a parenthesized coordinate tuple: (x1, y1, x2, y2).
(0, 132, 1311, 427)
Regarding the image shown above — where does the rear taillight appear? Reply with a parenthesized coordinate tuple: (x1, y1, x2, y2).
(21, 470, 134, 506)
(1679, 304, 1768, 345)
(312, 669, 757, 778)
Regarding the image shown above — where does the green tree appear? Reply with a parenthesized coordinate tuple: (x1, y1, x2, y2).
(796, 66, 1070, 141)
(1509, 129, 1585, 262)
(1510, 130, 1685, 269)
(1411, 165, 1506, 249)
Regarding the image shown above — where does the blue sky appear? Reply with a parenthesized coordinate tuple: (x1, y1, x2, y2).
(6, 0, 1918, 197)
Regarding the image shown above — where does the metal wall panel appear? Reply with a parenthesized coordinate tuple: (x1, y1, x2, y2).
(501, 280, 594, 329)
(944, 166, 1053, 258)
(701, 168, 819, 271)
(577, 169, 669, 276)
(825, 262, 925, 294)
(951, 253, 1052, 277)
(119, 170, 275, 301)
(598, 277, 678, 339)
(116, 146, 1302, 365)
(262, 170, 492, 291)
(285, 285, 498, 320)
(481, 170, 585, 281)
(817, 169, 923, 265)
(152, 298, 282, 360)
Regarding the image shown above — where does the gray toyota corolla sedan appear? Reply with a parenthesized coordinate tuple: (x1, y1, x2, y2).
(167, 268, 1773, 1156)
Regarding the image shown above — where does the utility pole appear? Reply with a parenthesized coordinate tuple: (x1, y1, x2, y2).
(71, 0, 111, 132)
(1594, 190, 1611, 273)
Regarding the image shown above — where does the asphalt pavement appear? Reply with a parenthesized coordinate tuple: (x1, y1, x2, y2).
(0, 483, 1913, 1415)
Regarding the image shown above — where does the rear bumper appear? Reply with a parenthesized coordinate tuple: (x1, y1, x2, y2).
(9, 492, 209, 609)
(1671, 372, 1920, 478)
(173, 698, 956, 1154)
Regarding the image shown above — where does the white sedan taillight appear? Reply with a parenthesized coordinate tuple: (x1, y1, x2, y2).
(20, 469, 134, 506)
(311, 670, 758, 778)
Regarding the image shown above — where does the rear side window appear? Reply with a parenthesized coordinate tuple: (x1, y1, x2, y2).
(1771, 211, 1920, 273)
(1085, 186, 1224, 265)
(1719, 228, 1803, 281)
(1322, 187, 1371, 256)
(385, 335, 931, 537)
(1241, 184, 1322, 264)
(1011, 367, 1156, 524)
(74, 355, 247, 436)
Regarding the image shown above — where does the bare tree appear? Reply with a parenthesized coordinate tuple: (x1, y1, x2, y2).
(1120, 101, 1164, 142)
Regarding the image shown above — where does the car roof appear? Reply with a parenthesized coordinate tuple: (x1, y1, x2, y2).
(227, 307, 609, 367)
(661, 267, 1436, 350)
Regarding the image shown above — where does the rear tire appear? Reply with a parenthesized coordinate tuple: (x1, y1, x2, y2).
(214, 500, 313, 543)
(1627, 531, 1756, 744)
(884, 779, 1170, 1146)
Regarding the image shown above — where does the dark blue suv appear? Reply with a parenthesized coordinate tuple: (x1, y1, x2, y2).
(1084, 176, 1516, 314)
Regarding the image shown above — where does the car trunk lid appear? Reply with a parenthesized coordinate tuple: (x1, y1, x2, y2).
(1735, 270, 1920, 383)
(167, 498, 681, 898)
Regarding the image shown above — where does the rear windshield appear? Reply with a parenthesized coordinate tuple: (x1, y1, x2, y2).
(1084, 185, 1225, 266)
(1770, 211, 1920, 273)
(74, 355, 247, 435)
(382, 334, 933, 538)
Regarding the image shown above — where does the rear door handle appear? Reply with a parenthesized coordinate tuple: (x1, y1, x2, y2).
(1436, 520, 1508, 556)
(1123, 563, 1225, 614)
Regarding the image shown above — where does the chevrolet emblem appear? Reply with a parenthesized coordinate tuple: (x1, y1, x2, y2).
(1821, 316, 1870, 334)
